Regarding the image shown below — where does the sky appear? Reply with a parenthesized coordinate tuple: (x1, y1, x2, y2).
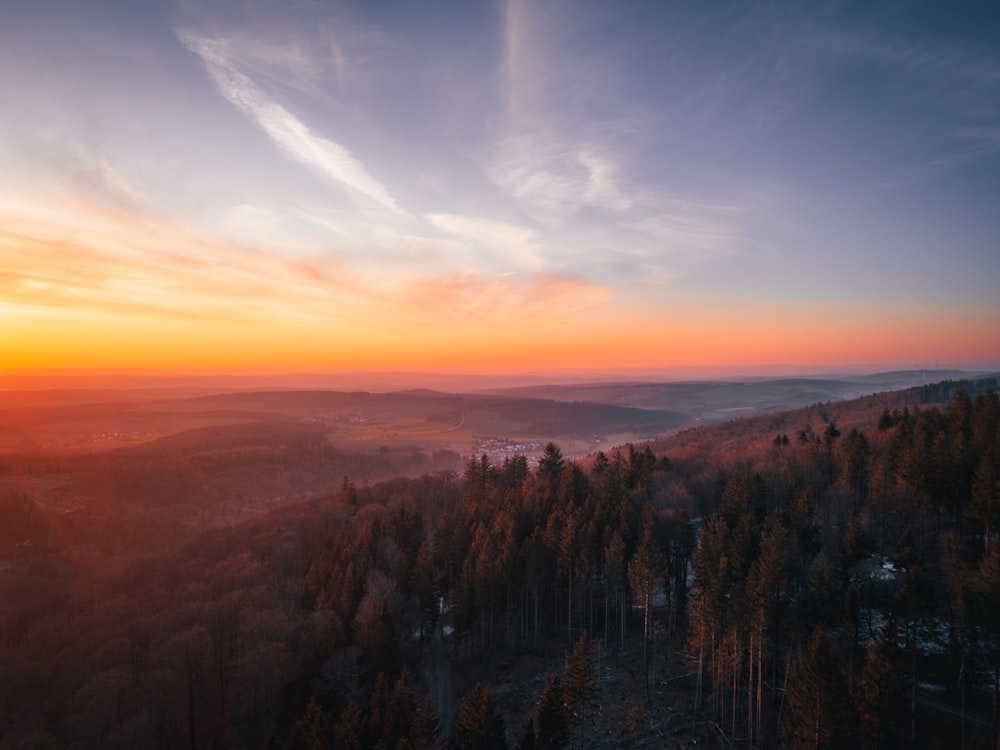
(1, 0, 998, 378)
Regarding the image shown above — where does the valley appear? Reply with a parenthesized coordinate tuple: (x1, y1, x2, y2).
(1, 371, 998, 749)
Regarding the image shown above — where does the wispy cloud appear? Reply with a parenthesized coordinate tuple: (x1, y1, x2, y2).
(489, 136, 633, 218)
(0, 194, 375, 324)
(0, 192, 614, 337)
(425, 213, 543, 271)
(68, 154, 149, 216)
(823, 23, 1000, 193)
(822, 21, 1000, 181)
(177, 29, 404, 215)
(834, 29, 1000, 119)
(174, 5, 742, 292)
(496, 0, 635, 217)
(396, 271, 610, 323)
(900, 126, 1000, 184)
(489, 0, 746, 282)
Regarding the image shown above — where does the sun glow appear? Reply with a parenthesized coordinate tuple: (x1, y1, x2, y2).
(2, 186, 997, 375)
(1, 1, 997, 379)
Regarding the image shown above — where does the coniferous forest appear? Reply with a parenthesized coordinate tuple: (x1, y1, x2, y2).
(2, 381, 1000, 748)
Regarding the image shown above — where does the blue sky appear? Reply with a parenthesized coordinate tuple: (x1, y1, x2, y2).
(1, 0, 998, 374)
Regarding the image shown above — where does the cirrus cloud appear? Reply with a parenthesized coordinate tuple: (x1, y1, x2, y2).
(178, 29, 405, 216)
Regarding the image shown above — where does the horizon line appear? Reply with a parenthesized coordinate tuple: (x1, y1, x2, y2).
(2, 363, 998, 393)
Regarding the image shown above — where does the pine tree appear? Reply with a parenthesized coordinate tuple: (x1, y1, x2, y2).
(856, 621, 905, 749)
(412, 695, 443, 749)
(464, 454, 495, 506)
(562, 631, 597, 749)
(840, 428, 871, 514)
(451, 682, 506, 750)
(500, 453, 529, 490)
(384, 669, 419, 748)
(628, 511, 668, 703)
(516, 711, 538, 750)
(972, 444, 999, 553)
(538, 443, 566, 505)
(748, 517, 792, 745)
(368, 671, 393, 747)
(528, 673, 569, 750)
(604, 530, 627, 652)
(878, 407, 895, 431)
(282, 696, 330, 750)
(621, 697, 645, 748)
(336, 701, 363, 750)
(783, 630, 854, 749)
(974, 542, 1000, 745)
(689, 516, 730, 724)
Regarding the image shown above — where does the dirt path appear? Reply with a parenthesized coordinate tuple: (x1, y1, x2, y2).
(426, 625, 455, 737)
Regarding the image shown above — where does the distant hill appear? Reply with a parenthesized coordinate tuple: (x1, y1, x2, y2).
(478, 370, 1000, 425)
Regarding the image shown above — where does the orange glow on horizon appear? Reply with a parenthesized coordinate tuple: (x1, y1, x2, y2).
(2, 195, 997, 377)
(3, 296, 997, 375)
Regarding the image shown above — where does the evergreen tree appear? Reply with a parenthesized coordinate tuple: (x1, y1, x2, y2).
(842, 583, 862, 688)
(451, 682, 506, 750)
(500, 454, 529, 490)
(689, 516, 730, 722)
(413, 695, 443, 749)
(783, 630, 854, 749)
(856, 621, 905, 749)
(750, 517, 791, 635)
(621, 698, 645, 749)
(840, 428, 871, 513)
(336, 701, 363, 750)
(282, 696, 330, 750)
(604, 530, 627, 652)
(628, 515, 668, 703)
(464, 454, 495, 506)
(531, 673, 569, 750)
(748, 518, 793, 745)
(516, 712, 538, 750)
(972, 443, 1000, 552)
(562, 631, 597, 749)
(878, 407, 895, 431)
(538, 443, 566, 505)
(974, 542, 1000, 744)
(558, 462, 590, 508)
(625, 443, 657, 492)
(721, 471, 767, 527)
(355, 594, 400, 679)
(368, 671, 393, 747)
(557, 501, 582, 641)
(383, 669, 419, 748)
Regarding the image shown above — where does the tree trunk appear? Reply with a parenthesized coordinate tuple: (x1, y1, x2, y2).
(643, 592, 651, 703)
(188, 668, 197, 750)
(568, 574, 573, 643)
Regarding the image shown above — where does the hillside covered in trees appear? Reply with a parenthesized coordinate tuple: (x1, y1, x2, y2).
(2, 378, 999, 748)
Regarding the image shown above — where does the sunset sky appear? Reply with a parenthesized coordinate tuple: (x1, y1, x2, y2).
(1, 0, 998, 377)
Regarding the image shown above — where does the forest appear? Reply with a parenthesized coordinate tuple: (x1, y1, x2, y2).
(1, 378, 999, 748)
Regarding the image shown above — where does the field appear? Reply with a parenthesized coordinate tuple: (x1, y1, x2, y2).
(0, 388, 686, 461)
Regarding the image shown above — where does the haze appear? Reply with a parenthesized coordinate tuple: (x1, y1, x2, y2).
(1, 1, 998, 375)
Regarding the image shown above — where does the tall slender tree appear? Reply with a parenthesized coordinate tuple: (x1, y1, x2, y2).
(451, 682, 506, 750)
(628, 512, 668, 703)
(563, 631, 597, 749)
(527, 673, 569, 750)
(856, 621, 905, 749)
(538, 443, 566, 508)
(783, 630, 855, 749)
